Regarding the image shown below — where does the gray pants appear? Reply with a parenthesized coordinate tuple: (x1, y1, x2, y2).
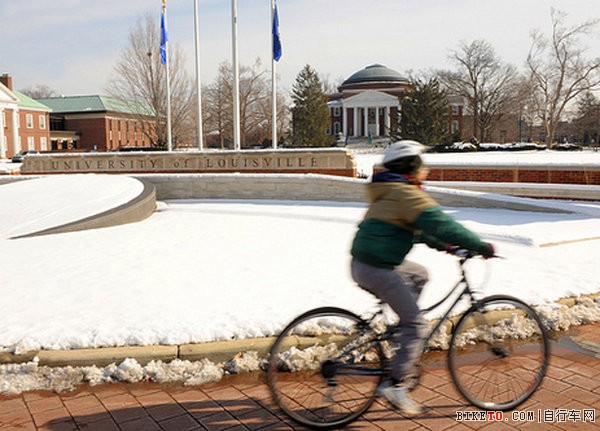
(351, 258, 429, 382)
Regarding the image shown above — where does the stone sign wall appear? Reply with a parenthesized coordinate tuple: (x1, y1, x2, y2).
(20, 149, 357, 177)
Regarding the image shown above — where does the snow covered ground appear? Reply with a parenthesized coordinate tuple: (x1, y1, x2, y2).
(0, 149, 598, 393)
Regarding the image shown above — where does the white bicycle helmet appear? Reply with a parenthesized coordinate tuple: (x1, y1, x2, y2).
(382, 140, 425, 165)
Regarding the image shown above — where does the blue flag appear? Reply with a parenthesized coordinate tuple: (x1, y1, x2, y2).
(160, 7, 168, 65)
(272, 3, 282, 62)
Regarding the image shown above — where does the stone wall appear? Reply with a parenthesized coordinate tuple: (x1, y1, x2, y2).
(20, 149, 357, 177)
(134, 173, 366, 202)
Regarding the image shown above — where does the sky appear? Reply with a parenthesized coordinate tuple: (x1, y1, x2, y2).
(0, 150, 599, 392)
(1, 0, 599, 97)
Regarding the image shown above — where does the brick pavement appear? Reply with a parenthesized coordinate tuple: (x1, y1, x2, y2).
(1, 324, 600, 431)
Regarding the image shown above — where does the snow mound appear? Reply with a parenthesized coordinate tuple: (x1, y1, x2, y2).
(0, 174, 143, 239)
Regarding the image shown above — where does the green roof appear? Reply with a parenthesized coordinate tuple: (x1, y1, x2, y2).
(14, 91, 51, 111)
(36, 95, 154, 116)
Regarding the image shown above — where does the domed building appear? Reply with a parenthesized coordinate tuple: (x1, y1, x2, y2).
(328, 64, 464, 143)
(328, 64, 411, 141)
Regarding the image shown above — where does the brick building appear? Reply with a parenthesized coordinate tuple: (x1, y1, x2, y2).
(328, 64, 464, 143)
(0, 74, 51, 159)
(37, 95, 156, 152)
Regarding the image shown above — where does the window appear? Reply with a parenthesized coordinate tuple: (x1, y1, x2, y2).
(27, 136, 35, 150)
(451, 105, 459, 115)
(26, 114, 34, 129)
(41, 137, 48, 151)
(333, 107, 341, 117)
(451, 120, 459, 133)
(334, 122, 341, 134)
(39, 115, 46, 129)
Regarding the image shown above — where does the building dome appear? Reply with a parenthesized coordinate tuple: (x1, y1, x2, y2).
(339, 64, 408, 89)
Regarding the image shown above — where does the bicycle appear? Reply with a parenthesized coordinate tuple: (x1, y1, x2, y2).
(267, 250, 550, 429)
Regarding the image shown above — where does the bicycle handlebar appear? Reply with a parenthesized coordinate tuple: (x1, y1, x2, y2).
(448, 247, 500, 260)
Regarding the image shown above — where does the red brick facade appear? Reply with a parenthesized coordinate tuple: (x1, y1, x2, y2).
(59, 115, 154, 152)
(427, 167, 600, 185)
(0, 74, 51, 158)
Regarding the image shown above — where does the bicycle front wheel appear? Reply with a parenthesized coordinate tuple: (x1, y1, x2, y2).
(448, 295, 549, 411)
(267, 307, 385, 429)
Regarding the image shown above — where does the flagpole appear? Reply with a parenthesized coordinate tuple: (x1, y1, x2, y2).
(231, 0, 241, 151)
(193, 0, 204, 151)
(161, 0, 173, 152)
(271, 0, 277, 149)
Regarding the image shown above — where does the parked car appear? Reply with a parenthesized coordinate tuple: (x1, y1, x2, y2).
(11, 150, 39, 163)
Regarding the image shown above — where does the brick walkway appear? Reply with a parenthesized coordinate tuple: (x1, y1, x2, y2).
(2, 324, 600, 430)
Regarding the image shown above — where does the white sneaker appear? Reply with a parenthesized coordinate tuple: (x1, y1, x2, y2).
(376, 381, 423, 416)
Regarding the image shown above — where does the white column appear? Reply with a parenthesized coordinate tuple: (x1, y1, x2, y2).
(12, 108, 19, 154)
(0, 107, 5, 158)
(353, 108, 358, 137)
(342, 107, 348, 137)
(375, 107, 380, 137)
(363, 107, 368, 137)
(385, 106, 391, 135)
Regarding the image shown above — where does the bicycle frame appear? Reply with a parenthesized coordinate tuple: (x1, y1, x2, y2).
(421, 256, 481, 349)
(371, 256, 482, 348)
(333, 256, 482, 376)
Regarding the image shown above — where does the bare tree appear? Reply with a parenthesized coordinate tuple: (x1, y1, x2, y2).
(20, 84, 58, 99)
(239, 59, 270, 146)
(107, 13, 195, 149)
(203, 59, 288, 148)
(526, 9, 600, 147)
(512, 77, 540, 142)
(438, 39, 520, 142)
(204, 62, 233, 148)
(320, 73, 344, 94)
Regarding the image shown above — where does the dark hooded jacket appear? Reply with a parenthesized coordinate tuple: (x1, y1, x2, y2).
(351, 171, 490, 269)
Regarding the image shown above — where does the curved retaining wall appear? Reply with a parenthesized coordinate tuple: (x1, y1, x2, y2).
(6, 178, 157, 239)
(1, 174, 595, 217)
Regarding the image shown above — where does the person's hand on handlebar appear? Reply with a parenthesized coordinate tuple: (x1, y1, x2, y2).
(480, 242, 495, 259)
(444, 243, 495, 259)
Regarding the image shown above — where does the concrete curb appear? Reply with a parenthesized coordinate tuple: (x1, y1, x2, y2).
(0, 339, 277, 368)
(1, 293, 598, 369)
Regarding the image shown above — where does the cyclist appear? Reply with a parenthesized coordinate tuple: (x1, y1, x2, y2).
(350, 140, 494, 416)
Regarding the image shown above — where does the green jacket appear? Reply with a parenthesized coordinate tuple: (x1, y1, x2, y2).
(351, 172, 489, 269)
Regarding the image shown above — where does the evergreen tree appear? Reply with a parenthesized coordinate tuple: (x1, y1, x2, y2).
(401, 78, 450, 145)
(290, 65, 332, 147)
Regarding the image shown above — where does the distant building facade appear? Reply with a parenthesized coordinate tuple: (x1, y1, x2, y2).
(327, 64, 464, 143)
(37, 96, 156, 152)
(0, 74, 51, 159)
(328, 64, 409, 140)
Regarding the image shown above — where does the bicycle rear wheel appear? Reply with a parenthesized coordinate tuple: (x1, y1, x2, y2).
(448, 295, 549, 411)
(267, 307, 385, 429)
